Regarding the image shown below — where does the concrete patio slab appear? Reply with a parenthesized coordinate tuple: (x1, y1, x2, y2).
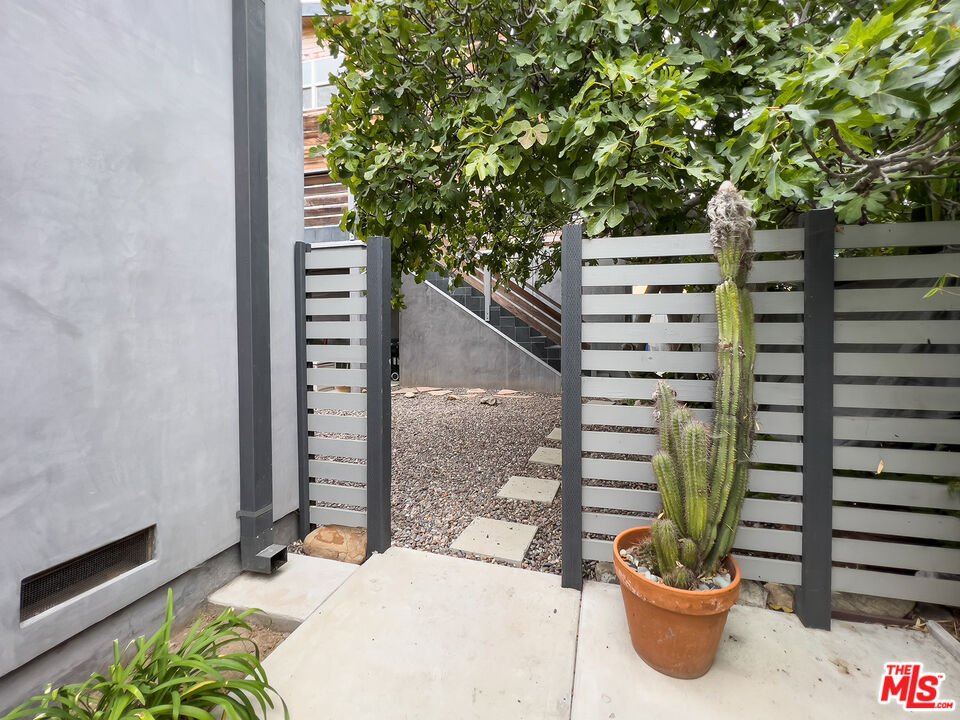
(547, 427, 562, 441)
(497, 475, 560, 504)
(263, 547, 580, 720)
(207, 554, 357, 631)
(531, 446, 562, 466)
(451, 517, 538, 565)
(572, 581, 960, 719)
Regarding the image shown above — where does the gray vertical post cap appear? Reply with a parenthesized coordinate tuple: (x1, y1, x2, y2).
(365, 236, 392, 555)
(561, 224, 584, 590)
(795, 208, 836, 629)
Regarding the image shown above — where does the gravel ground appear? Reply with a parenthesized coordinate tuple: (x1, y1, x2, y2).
(391, 389, 563, 574)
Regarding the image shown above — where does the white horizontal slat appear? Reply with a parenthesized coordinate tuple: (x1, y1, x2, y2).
(732, 555, 802, 584)
(305, 273, 366, 293)
(832, 538, 960, 574)
(581, 259, 803, 287)
(582, 322, 802, 345)
(834, 320, 960, 345)
(580, 430, 802, 465)
(835, 253, 960, 281)
(581, 403, 802, 436)
(310, 506, 366, 528)
(835, 352, 960, 378)
(309, 437, 367, 460)
(308, 414, 367, 435)
(580, 456, 803, 494)
(310, 482, 367, 508)
(580, 350, 803, 376)
(306, 321, 367, 339)
(834, 383, 960, 411)
(309, 459, 366, 484)
(308, 390, 366, 412)
(834, 415, 960, 444)
(306, 344, 367, 364)
(834, 446, 960, 477)
(836, 221, 960, 249)
(833, 477, 960, 511)
(581, 228, 803, 259)
(582, 291, 802, 316)
(307, 367, 366, 386)
(306, 297, 367, 315)
(581, 495, 800, 527)
(835, 287, 959, 313)
(833, 506, 960, 541)
(305, 245, 367, 270)
(733, 526, 802, 555)
(582, 377, 803, 405)
(832, 567, 960, 606)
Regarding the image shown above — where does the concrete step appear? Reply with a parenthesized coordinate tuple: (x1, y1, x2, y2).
(207, 554, 357, 632)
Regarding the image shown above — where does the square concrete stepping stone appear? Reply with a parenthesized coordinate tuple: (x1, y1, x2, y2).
(496, 388, 518, 395)
(392, 387, 418, 395)
(497, 476, 560, 504)
(207, 555, 357, 631)
(466, 388, 486, 394)
(530, 446, 562, 466)
(428, 389, 451, 396)
(451, 517, 538, 565)
(416, 386, 441, 392)
(547, 427, 561, 441)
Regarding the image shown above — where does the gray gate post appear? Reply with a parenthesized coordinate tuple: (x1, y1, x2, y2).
(233, 0, 286, 573)
(561, 225, 583, 590)
(295, 241, 310, 539)
(366, 236, 392, 555)
(795, 209, 836, 629)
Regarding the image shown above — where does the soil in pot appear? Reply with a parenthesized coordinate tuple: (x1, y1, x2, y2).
(613, 526, 741, 679)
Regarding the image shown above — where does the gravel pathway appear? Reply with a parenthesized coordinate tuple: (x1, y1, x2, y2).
(391, 389, 563, 574)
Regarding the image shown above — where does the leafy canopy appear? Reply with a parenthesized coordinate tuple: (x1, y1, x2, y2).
(316, 0, 960, 286)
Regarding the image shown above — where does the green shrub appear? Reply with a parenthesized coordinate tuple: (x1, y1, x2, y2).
(3, 590, 288, 720)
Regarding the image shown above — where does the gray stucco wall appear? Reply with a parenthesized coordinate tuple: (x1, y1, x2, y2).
(0, 0, 301, 684)
(268, 0, 304, 519)
(400, 277, 561, 394)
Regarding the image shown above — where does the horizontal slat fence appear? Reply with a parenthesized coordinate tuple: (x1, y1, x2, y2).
(300, 241, 370, 531)
(568, 219, 960, 612)
(829, 222, 960, 606)
(577, 227, 805, 586)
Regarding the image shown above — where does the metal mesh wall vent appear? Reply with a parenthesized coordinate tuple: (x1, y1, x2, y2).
(20, 526, 155, 622)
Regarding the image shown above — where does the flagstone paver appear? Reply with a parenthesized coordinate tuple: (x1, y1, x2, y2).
(497, 475, 560, 504)
(547, 427, 562, 441)
(451, 517, 538, 565)
(530, 446, 562, 466)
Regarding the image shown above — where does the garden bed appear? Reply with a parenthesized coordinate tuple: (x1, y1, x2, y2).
(391, 389, 562, 573)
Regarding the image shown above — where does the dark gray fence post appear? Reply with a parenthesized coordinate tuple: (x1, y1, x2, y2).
(295, 241, 310, 539)
(795, 209, 836, 629)
(561, 224, 583, 590)
(366, 236, 392, 555)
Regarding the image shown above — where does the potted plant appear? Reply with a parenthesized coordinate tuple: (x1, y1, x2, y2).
(613, 181, 757, 679)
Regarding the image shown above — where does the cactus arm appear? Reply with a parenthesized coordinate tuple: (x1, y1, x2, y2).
(682, 422, 709, 544)
(651, 518, 679, 575)
(652, 452, 686, 537)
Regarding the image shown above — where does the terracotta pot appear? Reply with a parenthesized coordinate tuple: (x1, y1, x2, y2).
(613, 526, 741, 679)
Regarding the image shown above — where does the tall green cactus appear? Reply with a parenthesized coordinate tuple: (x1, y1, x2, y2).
(647, 182, 756, 587)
